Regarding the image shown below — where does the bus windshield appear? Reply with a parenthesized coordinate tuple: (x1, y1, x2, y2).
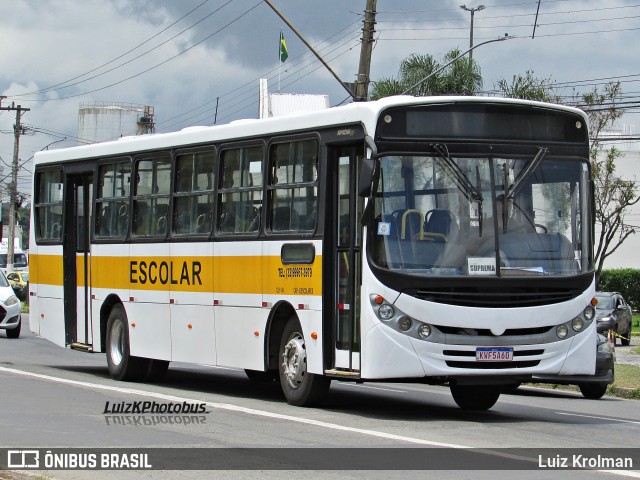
(371, 152, 591, 277)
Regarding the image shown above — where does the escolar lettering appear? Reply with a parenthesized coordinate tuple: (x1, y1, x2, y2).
(130, 260, 202, 286)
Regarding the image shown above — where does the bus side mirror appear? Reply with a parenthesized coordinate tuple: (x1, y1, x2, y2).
(358, 158, 378, 197)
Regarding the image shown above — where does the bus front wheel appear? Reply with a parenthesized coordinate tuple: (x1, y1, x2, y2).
(579, 383, 608, 400)
(106, 304, 147, 381)
(278, 318, 330, 406)
(450, 384, 501, 410)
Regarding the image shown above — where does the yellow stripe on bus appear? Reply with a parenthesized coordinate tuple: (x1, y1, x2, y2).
(29, 254, 64, 286)
(29, 253, 322, 296)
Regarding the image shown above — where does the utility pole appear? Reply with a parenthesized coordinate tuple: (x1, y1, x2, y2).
(0, 103, 30, 272)
(460, 4, 485, 64)
(354, 0, 377, 101)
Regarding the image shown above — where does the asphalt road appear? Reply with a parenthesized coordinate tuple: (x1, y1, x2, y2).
(0, 315, 639, 480)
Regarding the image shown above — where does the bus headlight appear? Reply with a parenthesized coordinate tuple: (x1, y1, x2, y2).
(378, 304, 395, 321)
(398, 316, 412, 331)
(556, 325, 568, 339)
(583, 305, 595, 321)
(418, 324, 432, 339)
(571, 317, 584, 332)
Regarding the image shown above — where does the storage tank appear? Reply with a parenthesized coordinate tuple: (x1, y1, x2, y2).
(77, 102, 155, 144)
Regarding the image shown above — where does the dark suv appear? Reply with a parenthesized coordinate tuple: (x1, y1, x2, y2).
(595, 292, 633, 346)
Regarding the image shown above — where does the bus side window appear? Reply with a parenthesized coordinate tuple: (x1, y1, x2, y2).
(95, 160, 131, 239)
(133, 201, 150, 236)
(34, 168, 64, 243)
(217, 145, 263, 236)
(268, 139, 318, 233)
(173, 149, 215, 237)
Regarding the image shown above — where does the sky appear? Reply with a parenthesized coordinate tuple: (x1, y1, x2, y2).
(1, 0, 639, 200)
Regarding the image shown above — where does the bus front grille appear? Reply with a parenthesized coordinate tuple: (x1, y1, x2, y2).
(445, 360, 540, 369)
(408, 287, 580, 308)
(443, 349, 543, 369)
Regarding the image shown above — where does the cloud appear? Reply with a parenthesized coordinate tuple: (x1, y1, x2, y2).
(0, 0, 638, 198)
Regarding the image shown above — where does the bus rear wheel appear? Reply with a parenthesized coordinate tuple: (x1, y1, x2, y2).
(450, 384, 501, 410)
(278, 318, 330, 406)
(106, 304, 147, 381)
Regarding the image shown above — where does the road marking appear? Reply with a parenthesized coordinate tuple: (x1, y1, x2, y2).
(337, 383, 407, 393)
(556, 412, 640, 425)
(2, 365, 640, 477)
(0, 365, 464, 448)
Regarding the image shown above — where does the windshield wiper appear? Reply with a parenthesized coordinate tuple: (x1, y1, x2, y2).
(432, 144, 482, 203)
(506, 147, 548, 200)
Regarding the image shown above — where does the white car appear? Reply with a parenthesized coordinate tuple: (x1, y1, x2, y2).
(0, 269, 22, 338)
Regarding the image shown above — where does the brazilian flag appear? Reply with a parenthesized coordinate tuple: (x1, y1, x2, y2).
(279, 30, 288, 63)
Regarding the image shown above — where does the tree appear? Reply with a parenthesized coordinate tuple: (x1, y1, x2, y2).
(495, 70, 559, 103)
(580, 82, 639, 283)
(370, 48, 483, 99)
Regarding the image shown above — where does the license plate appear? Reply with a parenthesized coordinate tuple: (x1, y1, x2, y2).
(476, 347, 513, 361)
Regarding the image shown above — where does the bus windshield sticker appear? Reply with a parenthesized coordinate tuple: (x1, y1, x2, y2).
(467, 257, 496, 275)
(377, 222, 391, 236)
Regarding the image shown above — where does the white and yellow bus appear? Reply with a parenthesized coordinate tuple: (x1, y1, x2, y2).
(29, 96, 597, 410)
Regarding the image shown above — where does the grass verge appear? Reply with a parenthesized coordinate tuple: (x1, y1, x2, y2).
(609, 364, 640, 399)
(525, 364, 640, 400)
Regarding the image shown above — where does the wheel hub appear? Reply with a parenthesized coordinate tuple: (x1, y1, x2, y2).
(109, 319, 124, 366)
(282, 334, 307, 389)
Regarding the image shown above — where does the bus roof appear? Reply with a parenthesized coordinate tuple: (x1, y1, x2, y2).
(33, 96, 587, 166)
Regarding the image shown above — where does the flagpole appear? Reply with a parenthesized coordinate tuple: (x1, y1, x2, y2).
(278, 31, 281, 92)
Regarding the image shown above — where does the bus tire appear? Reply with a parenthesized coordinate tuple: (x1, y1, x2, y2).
(579, 383, 608, 400)
(106, 304, 146, 381)
(6, 318, 21, 339)
(450, 384, 501, 410)
(278, 318, 330, 406)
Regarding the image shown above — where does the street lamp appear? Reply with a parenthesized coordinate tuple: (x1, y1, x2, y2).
(460, 4, 485, 64)
(402, 34, 512, 95)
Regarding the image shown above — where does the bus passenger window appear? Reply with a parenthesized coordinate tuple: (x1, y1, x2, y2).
(217, 145, 264, 236)
(173, 150, 215, 236)
(34, 168, 64, 242)
(268, 139, 318, 233)
(132, 156, 170, 239)
(133, 201, 150, 236)
(95, 160, 131, 239)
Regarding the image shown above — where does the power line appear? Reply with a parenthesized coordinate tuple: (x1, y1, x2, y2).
(11, 0, 213, 98)
(12, 1, 261, 102)
(157, 20, 363, 130)
(378, 4, 640, 23)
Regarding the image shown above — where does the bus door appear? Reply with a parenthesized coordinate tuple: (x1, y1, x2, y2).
(63, 173, 93, 348)
(330, 145, 364, 371)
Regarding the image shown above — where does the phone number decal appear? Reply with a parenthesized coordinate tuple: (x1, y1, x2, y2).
(277, 267, 313, 279)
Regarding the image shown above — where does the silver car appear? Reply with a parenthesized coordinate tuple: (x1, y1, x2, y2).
(0, 270, 22, 338)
